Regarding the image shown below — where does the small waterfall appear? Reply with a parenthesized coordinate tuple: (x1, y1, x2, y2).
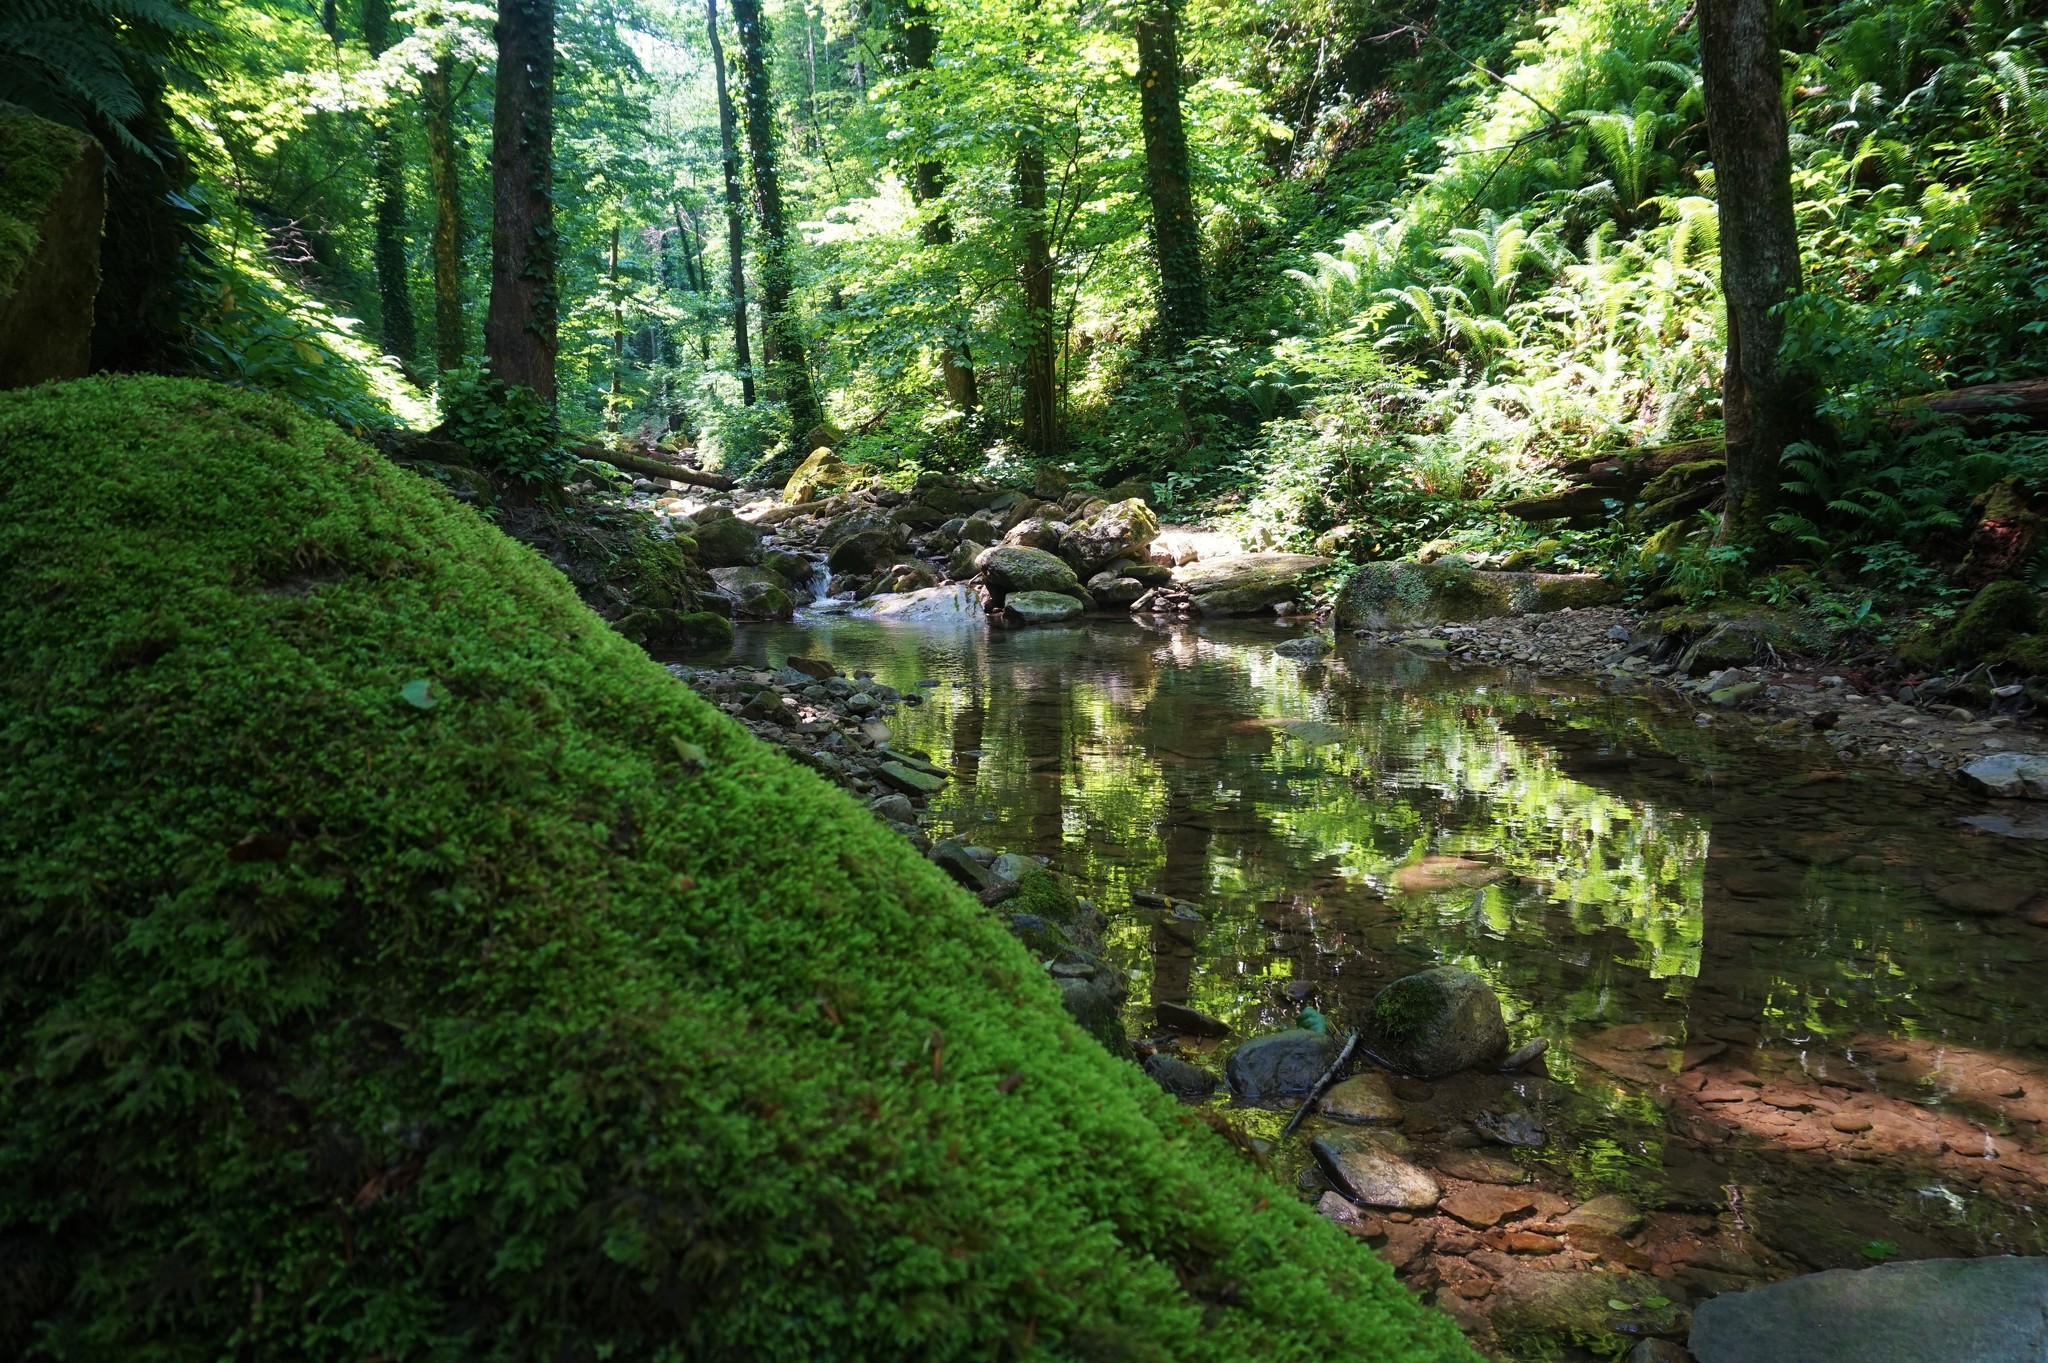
(806, 556, 833, 602)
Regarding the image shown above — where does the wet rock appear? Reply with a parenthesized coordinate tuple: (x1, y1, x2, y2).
(1390, 854, 1506, 893)
(1557, 1194, 1643, 1239)
(1624, 1343, 1694, 1363)
(1224, 1028, 1341, 1100)
(1434, 1148, 1530, 1185)
(1311, 1130, 1441, 1210)
(867, 792, 916, 824)
(1319, 1071, 1403, 1125)
(691, 511, 763, 567)
(878, 761, 946, 797)
(709, 566, 795, 620)
(1005, 912, 1074, 957)
(827, 528, 907, 574)
(1367, 966, 1509, 1078)
(1006, 590, 1085, 624)
(1955, 751, 2048, 798)
(1333, 561, 1615, 629)
(930, 839, 992, 891)
(1275, 635, 1333, 660)
(1472, 1108, 1547, 1148)
(1059, 498, 1161, 576)
(1085, 572, 1149, 607)
(1490, 1269, 1689, 1347)
(1175, 553, 1331, 616)
(977, 545, 1083, 604)
(1689, 1256, 2048, 1363)
(1315, 1191, 1377, 1236)
(1154, 1001, 1229, 1037)
(1441, 1185, 1536, 1228)
(988, 852, 1037, 885)
(1055, 974, 1127, 1053)
(1142, 1052, 1217, 1096)
(784, 654, 836, 680)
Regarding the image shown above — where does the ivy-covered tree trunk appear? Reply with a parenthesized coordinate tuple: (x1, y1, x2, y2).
(1700, 0, 1805, 550)
(606, 222, 623, 433)
(423, 53, 465, 376)
(363, 0, 418, 371)
(1015, 136, 1057, 458)
(731, 0, 823, 434)
(484, 0, 558, 403)
(707, 0, 755, 406)
(904, 0, 978, 413)
(1134, 0, 1207, 351)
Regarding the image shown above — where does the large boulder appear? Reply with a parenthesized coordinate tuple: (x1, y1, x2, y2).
(1224, 1028, 1340, 1099)
(1365, 967, 1508, 1078)
(781, 446, 866, 504)
(690, 509, 764, 567)
(976, 545, 1083, 605)
(1689, 1256, 2048, 1363)
(709, 565, 795, 620)
(1176, 553, 1331, 615)
(1311, 1131, 1440, 1210)
(1059, 498, 1161, 577)
(828, 529, 907, 574)
(1006, 590, 1085, 624)
(1332, 562, 1615, 630)
(1001, 516, 1068, 552)
(0, 105, 104, 390)
(0, 376, 1472, 1362)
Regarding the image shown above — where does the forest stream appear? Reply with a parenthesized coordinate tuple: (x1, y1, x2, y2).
(697, 612, 2048, 1349)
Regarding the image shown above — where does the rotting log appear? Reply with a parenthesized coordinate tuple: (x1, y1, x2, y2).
(1505, 440, 1722, 525)
(1890, 379, 2048, 432)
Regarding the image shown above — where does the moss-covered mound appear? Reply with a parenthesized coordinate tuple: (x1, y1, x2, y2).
(0, 377, 1471, 1362)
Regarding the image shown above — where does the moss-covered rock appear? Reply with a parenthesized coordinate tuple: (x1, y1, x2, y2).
(0, 103, 103, 388)
(1332, 561, 1614, 630)
(0, 376, 1473, 1363)
(1178, 553, 1332, 616)
(1366, 968, 1508, 1079)
(1941, 580, 2042, 666)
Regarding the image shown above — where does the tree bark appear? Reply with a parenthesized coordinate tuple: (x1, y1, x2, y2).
(423, 53, 465, 376)
(1699, 0, 1805, 550)
(484, 0, 558, 403)
(707, 0, 756, 406)
(363, 0, 418, 370)
(903, 0, 978, 412)
(607, 222, 624, 433)
(1134, 0, 1208, 350)
(1015, 136, 1057, 457)
(731, 0, 823, 432)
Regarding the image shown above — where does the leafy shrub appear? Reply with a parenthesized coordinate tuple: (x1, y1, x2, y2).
(438, 364, 571, 487)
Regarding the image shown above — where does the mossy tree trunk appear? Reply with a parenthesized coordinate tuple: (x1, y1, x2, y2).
(1700, 0, 1806, 553)
(1015, 135, 1058, 458)
(903, 0, 978, 414)
(1134, 0, 1208, 352)
(731, 0, 822, 432)
(423, 52, 465, 377)
(363, 0, 418, 373)
(484, 0, 558, 404)
(707, 0, 755, 406)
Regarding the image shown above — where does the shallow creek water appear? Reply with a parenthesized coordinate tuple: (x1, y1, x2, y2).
(705, 613, 2048, 1315)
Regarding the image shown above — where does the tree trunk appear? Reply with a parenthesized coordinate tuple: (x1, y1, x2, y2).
(1699, 0, 1805, 550)
(484, 0, 558, 403)
(1134, 0, 1208, 350)
(607, 222, 623, 434)
(363, 0, 418, 370)
(423, 53, 465, 376)
(1015, 136, 1057, 458)
(731, 0, 823, 432)
(903, 0, 978, 413)
(707, 0, 756, 406)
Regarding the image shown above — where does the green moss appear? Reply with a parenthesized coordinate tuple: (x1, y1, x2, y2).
(1996, 633, 2048, 676)
(0, 103, 94, 302)
(1371, 975, 1446, 1046)
(0, 377, 1472, 1362)
(1941, 580, 2042, 666)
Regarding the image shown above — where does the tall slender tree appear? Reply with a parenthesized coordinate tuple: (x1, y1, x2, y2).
(422, 51, 466, 376)
(484, 0, 557, 402)
(903, 0, 977, 412)
(362, 0, 418, 369)
(1133, 0, 1207, 349)
(731, 0, 822, 432)
(1015, 132, 1057, 457)
(707, 0, 755, 406)
(1699, 0, 1806, 549)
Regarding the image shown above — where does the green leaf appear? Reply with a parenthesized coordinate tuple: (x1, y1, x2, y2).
(400, 679, 438, 710)
(671, 737, 708, 770)
(1642, 1295, 1670, 1309)
(1861, 1239, 1899, 1261)
(1607, 1299, 1632, 1311)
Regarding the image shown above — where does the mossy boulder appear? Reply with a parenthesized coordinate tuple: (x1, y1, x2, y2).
(1333, 562, 1614, 630)
(976, 545, 1083, 605)
(781, 446, 866, 504)
(1669, 610, 1831, 673)
(1366, 968, 1508, 1079)
(1940, 580, 2042, 667)
(1058, 497, 1161, 577)
(1177, 553, 1332, 616)
(688, 507, 763, 567)
(709, 565, 796, 620)
(0, 376, 1474, 1363)
(0, 104, 103, 388)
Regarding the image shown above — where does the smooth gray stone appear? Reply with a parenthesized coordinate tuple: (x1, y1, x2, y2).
(1689, 1256, 2048, 1363)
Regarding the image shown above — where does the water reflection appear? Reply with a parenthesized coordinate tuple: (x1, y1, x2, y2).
(704, 616, 2048, 1261)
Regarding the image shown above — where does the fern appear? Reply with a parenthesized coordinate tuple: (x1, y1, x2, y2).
(0, 0, 203, 155)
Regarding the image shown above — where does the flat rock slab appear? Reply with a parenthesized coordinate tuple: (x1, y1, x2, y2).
(1174, 553, 1330, 615)
(1434, 1148, 1530, 1185)
(1311, 1130, 1440, 1210)
(1441, 1184, 1536, 1228)
(1690, 1256, 2048, 1363)
(1320, 1071, 1403, 1125)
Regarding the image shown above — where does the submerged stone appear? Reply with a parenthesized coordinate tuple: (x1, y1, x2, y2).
(1690, 1257, 2048, 1363)
(1224, 1028, 1340, 1100)
(1310, 1130, 1440, 1210)
(1366, 966, 1509, 1078)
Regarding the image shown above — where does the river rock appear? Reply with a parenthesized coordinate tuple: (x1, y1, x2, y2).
(1059, 498, 1161, 576)
(1490, 1269, 1689, 1347)
(1310, 1130, 1440, 1210)
(1319, 1071, 1402, 1125)
(1366, 966, 1508, 1078)
(690, 511, 763, 567)
(1086, 571, 1150, 607)
(1440, 1185, 1536, 1228)
(1223, 1028, 1340, 1099)
(978, 546, 1083, 604)
(1332, 561, 1614, 630)
(709, 566, 794, 620)
(1689, 1256, 2048, 1363)
(1275, 635, 1333, 660)
(1056, 974, 1126, 1054)
(1142, 1052, 1218, 1096)
(1174, 553, 1331, 615)
(946, 538, 986, 580)
(1557, 1193, 1643, 1238)
(930, 839, 991, 890)
(1002, 516, 1069, 552)
(781, 446, 864, 504)
(1005, 590, 1085, 624)
(827, 528, 906, 574)
(1955, 751, 2048, 799)
(1154, 1001, 1229, 1037)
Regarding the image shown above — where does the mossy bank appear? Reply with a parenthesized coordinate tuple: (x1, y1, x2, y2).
(0, 377, 1473, 1362)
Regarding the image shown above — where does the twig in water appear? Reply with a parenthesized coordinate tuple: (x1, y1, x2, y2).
(1280, 1031, 1361, 1139)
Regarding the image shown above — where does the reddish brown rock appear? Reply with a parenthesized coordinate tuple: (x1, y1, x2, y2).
(1443, 1185, 1538, 1228)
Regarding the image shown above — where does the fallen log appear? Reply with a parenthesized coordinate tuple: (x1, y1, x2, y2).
(571, 442, 735, 490)
(1505, 439, 1721, 525)
(1890, 378, 2048, 432)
